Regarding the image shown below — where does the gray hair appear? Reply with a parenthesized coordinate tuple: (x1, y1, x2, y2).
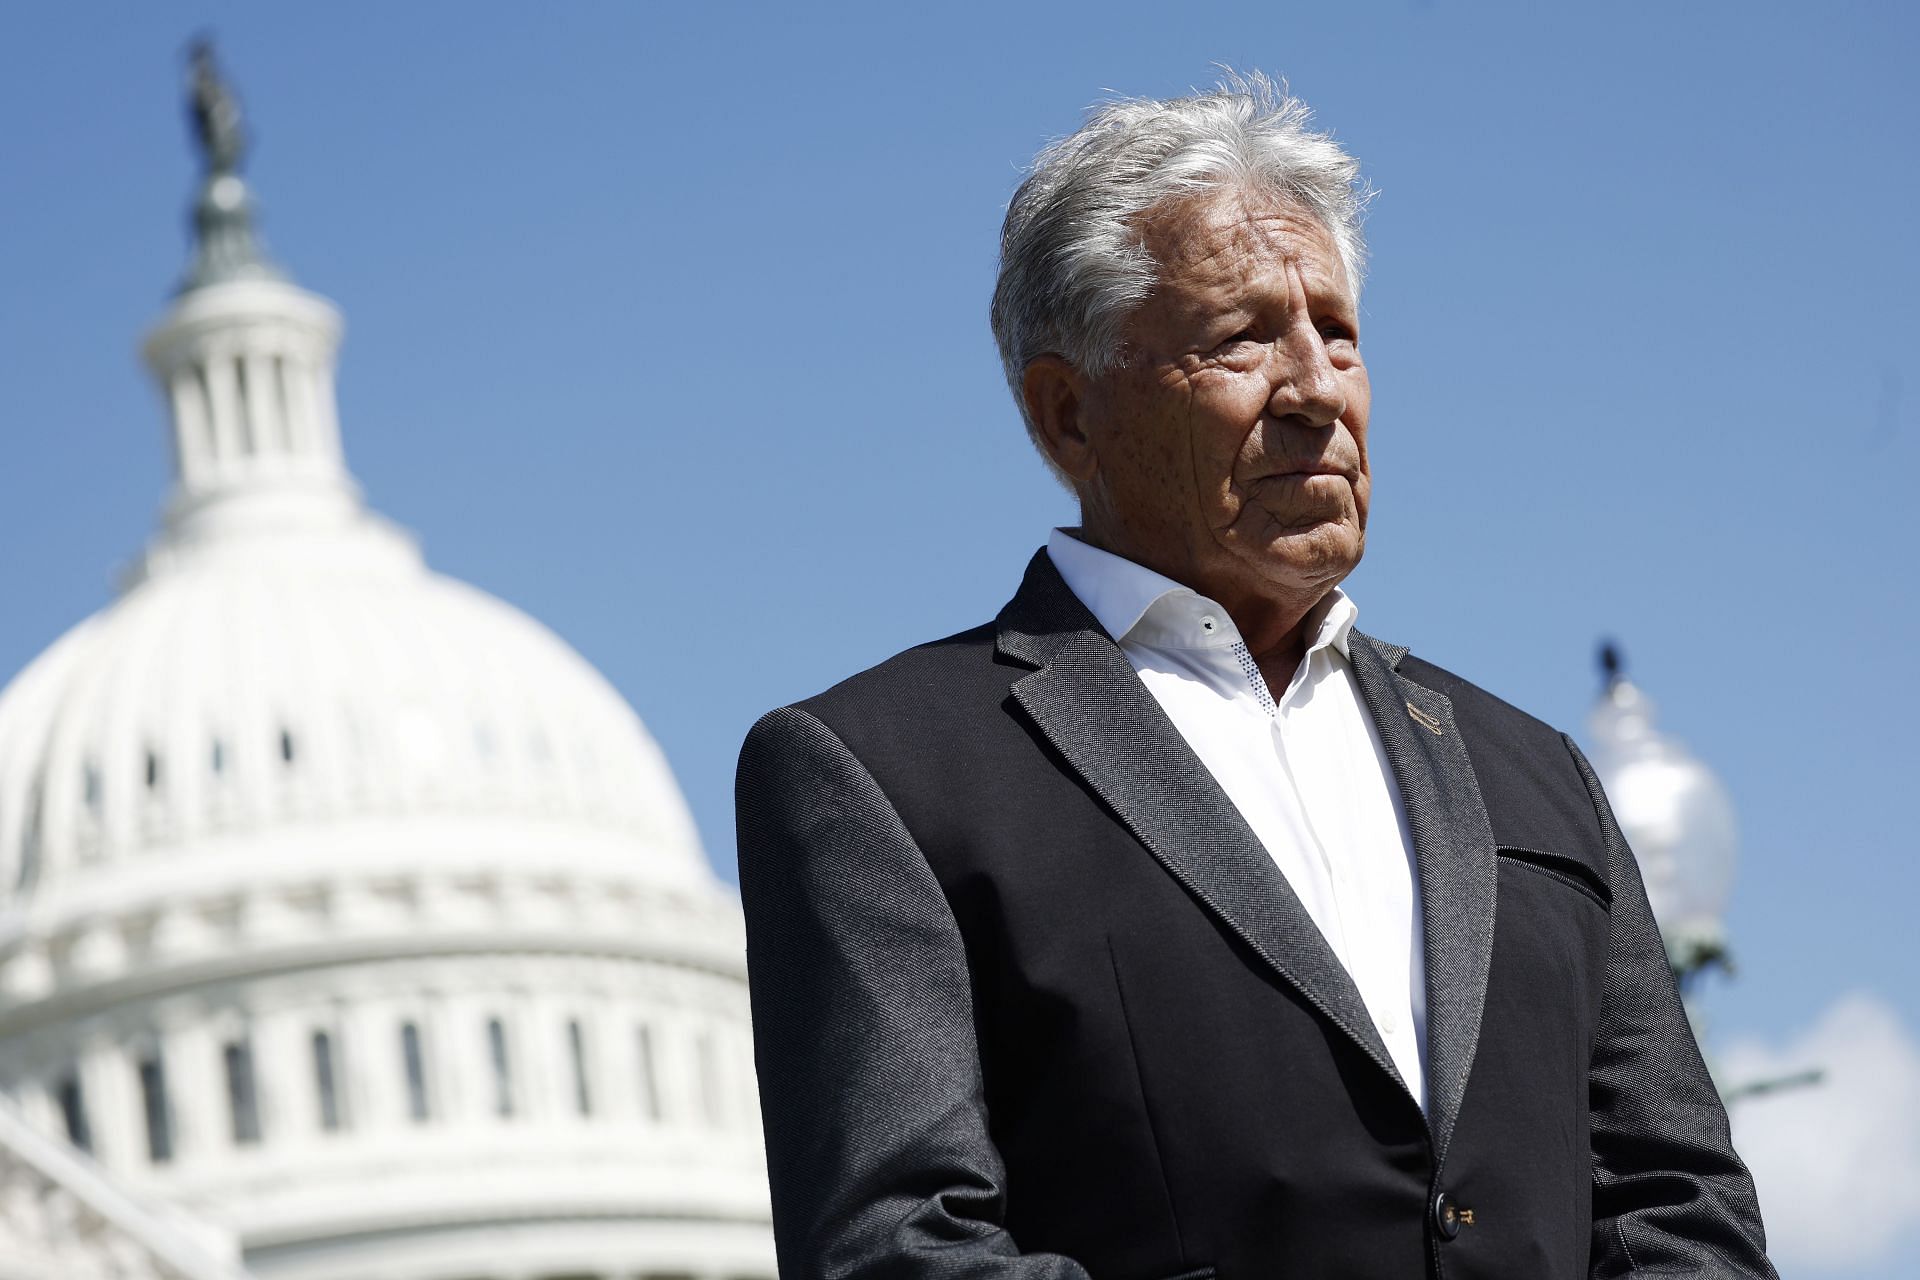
(989, 72, 1373, 474)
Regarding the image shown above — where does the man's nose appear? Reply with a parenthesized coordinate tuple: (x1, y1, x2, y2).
(1268, 321, 1345, 429)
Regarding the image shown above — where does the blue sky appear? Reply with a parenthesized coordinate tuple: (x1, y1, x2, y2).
(2, 3, 1915, 1272)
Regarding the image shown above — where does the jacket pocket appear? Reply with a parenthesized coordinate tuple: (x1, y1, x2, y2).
(1496, 845, 1611, 911)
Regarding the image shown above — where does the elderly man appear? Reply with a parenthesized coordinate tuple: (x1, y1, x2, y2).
(736, 76, 1774, 1280)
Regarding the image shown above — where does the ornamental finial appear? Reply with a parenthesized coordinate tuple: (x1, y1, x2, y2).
(177, 37, 284, 292)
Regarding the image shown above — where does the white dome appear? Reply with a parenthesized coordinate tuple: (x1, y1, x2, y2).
(0, 109, 769, 1280)
(0, 507, 707, 921)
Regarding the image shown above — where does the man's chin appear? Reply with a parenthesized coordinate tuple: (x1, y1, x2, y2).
(1239, 520, 1363, 591)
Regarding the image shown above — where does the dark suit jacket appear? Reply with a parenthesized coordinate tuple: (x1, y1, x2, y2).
(736, 550, 1774, 1280)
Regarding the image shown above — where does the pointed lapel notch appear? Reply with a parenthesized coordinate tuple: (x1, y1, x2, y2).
(1346, 630, 1499, 1164)
(995, 551, 1406, 1097)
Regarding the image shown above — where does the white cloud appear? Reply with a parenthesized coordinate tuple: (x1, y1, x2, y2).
(1718, 992, 1920, 1273)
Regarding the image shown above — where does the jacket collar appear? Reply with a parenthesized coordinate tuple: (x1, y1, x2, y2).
(996, 548, 1495, 1165)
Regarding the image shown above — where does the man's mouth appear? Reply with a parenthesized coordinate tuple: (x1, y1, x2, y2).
(1263, 465, 1351, 481)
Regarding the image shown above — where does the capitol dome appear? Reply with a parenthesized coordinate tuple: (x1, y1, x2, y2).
(0, 47, 771, 1280)
(0, 446, 712, 929)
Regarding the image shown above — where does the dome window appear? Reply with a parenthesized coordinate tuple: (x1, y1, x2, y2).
(145, 748, 163, 791)
(137, 1049, 173, 1164)
(312, 1029, 347, 1132)
(567, 1018, 593, 1118)
(82, 761, 103, 814)
(55, 1069, 92, 1153)
(400, 1021, 431, 1122)
(635, 1024, 662, 1121)
(487, 1017, 514, 1118)
(224, 1037, 262, 1145)
(279, 729, 296, 766)
(211, 738, 227, 776)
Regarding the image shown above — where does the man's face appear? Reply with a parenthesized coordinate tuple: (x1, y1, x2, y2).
(1073, 188, 1371, 612)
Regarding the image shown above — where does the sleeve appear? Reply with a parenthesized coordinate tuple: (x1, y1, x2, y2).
(1563, 734, 1778, 1279)
(735, 705, 1093, 1280)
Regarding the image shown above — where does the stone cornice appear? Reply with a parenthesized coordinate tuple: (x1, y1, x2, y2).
(0, 860, 743, 1035)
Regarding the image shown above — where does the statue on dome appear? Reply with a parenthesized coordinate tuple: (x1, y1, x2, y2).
(176, 36, 284, 291)
(187, 37, 245, 177)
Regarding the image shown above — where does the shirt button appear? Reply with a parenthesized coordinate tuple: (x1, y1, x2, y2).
(1380, 1008, 1399, 1035)
(1199, 615, 1218, 633)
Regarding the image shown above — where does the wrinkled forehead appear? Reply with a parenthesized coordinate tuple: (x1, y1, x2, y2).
(1135, 187, 1351, 300)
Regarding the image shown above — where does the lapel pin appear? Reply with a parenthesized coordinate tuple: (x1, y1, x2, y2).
(1406, 701, 1444, 736)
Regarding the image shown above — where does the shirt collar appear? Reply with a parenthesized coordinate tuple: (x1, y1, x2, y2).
(1047, 527, 1358, 658)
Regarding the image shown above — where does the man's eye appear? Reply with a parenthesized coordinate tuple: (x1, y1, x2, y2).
(1320, 323, 1356, 344)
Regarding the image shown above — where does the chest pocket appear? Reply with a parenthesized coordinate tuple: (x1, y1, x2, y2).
(1495, 844, 1611, 911)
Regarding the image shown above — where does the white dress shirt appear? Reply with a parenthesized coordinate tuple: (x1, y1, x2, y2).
(1048, 529, 1430, 1109)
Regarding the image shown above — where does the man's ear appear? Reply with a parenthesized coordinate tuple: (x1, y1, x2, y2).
(1022, 355, 1099, 486)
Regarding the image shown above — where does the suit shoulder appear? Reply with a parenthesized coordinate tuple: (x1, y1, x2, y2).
(739, 621, 1024, 840)
(793, 620, 1001, 720)
(741, 622, 1009, 763)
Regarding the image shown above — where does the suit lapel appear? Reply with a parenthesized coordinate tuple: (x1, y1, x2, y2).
(996, 552, 1407, 1101)
(1346, 630, 1498, 1165)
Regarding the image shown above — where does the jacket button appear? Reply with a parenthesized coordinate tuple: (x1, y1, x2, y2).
(1433, 1190, 1461, 1241)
